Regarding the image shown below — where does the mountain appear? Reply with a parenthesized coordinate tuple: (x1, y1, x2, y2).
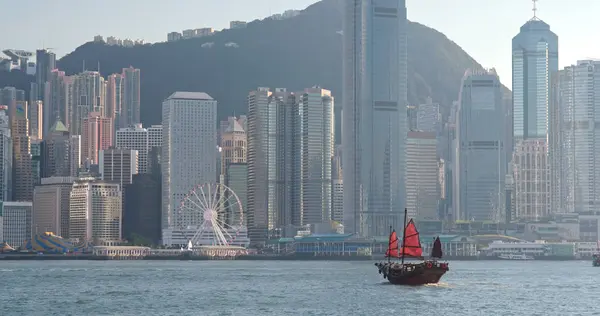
(1, 0, 497, 140)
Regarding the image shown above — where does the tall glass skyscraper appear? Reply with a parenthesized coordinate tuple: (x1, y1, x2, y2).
(342, 0, 408, 237)
(512, 17, 558, 140)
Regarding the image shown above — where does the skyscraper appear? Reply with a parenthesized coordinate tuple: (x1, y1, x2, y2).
(81, 113, 113, 165)
(0, 107, 11, 201)
(298, 87, 334, 226)
(455, 69, 506, 221)
(247, 88, 290, 243)
(512, 13, 558, 141)
(161, 92, 217, 240)
(115, 124, 162, 174)
(12, 101, 33, 201)
(121, 67, 141, 128)
(559, 61, 600, 214)
(406, 131, 438, 220)
(342, 0, 408, 236)
(35, 49, 56, 101)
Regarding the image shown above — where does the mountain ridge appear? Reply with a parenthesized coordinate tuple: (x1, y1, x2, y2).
(0, 0, 506, 141)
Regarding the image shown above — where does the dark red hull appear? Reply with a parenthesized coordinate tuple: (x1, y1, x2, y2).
(375, 261, 448, 286)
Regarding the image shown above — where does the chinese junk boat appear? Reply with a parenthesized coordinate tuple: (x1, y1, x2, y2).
(375, 209, 449, 285)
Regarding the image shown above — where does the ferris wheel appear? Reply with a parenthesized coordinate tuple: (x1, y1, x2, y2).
(175, 182, 244, 247)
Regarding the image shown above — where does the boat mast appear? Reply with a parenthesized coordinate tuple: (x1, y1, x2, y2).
(400, 208, 408, 266)
(388, 225, 392, 264)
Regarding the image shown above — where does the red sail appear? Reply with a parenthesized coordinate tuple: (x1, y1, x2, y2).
(399, 219, 423, 258)
(385, 230, 399, 258)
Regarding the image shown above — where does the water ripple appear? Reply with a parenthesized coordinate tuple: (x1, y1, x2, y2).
(0, 260, 597, 315)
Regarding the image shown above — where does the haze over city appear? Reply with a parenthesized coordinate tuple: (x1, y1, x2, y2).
(3, 0, 600, 84)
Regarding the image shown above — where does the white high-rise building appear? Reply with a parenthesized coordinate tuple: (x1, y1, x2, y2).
(298, 87, 334, 226)
(559, 60, 600, 214)
(0, 108, 11, 201)
(69, 178, 122, 244)
(406, 131, 438, 220)
(342, 0, 408, 237)
(161, 92, 217, 242)
(1, 201, 32, 246)
(116, 124, 162, 174)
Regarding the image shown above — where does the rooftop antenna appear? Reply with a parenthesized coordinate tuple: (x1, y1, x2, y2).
(532, 0, 538, 19)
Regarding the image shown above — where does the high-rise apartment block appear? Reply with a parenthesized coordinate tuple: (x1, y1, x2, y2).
(246, 87, 334, 243)
(81, 112, 113, 165)
(121, 67, 141, 128)
(161, 92, 217, 240)
(342, 0, 408, 237)
(557, 60, 600, 214)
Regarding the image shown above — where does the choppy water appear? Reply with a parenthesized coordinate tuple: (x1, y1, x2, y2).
(0, 260, 597, 315)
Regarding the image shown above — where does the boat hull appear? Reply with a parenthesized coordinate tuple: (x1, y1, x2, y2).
(375, 261, 448, 286)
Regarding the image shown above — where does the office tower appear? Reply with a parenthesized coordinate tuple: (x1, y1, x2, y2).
(32, 176, 76, 237)
(331, 150, 343, 223)
(69, 178, 122, 243)
(220, 117, 247, 175)
(0, 87, 25, 125)
(512, 10, 558, 217)
(0, 108, 11, 201)
(35, 49, 56, 101)
(81, 112, 113, 165)
(70, 135, 81, 176)
(342, 0, 408, 237)
(12, 101, 33, 201)
(513, 139, 549, 220)
(512, 12, 558, 141)
(406, 131, 438, 220)
(416, 97, 440, 133)
(161, 92, 217, 240)
(225, 163, 247, 226)
(29, 100, 43, 139)
(30, 139, 42, 186)
(43, 69, 71, 136)
(41, 120, 76, 177)
(1, 202, 32, 245)
(454, 69, 506, 221)
(115, 124, 162, 174)
(121, 67, 141, 128)
(99, 148, 139, 191)
(247, 87, 298, 243)
(558, 61, 600, 214)
(298, 87, 334, 226)
(106, 74, 123, 123)
(124, 155, 161, 245)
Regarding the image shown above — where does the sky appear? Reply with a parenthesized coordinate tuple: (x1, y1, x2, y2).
(2, 0, 599, 86)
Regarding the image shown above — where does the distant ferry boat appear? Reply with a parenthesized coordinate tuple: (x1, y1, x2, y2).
(498, 253, 534, 260)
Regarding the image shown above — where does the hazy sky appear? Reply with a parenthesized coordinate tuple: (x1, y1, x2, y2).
(2, 0, 599, 86)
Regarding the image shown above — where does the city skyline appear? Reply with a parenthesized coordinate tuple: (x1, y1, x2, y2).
(3, 0, 600, 86)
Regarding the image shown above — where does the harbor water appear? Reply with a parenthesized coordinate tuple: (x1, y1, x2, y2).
(1, 260, 596, 315)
